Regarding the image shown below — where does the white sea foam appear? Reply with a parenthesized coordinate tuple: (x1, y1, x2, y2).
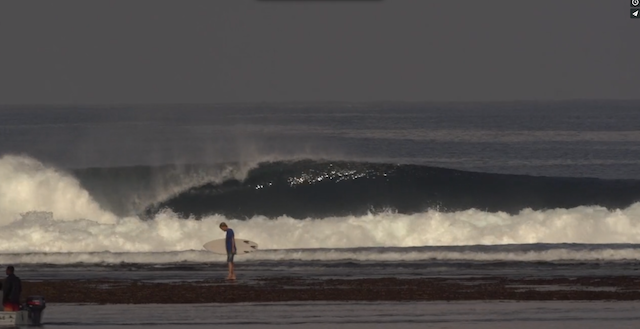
(2, 202, 640, 256)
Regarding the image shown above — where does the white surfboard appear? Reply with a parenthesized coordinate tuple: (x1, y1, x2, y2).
(203, 238, 259, 255)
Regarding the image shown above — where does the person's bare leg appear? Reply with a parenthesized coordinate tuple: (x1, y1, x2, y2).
(229, 262, 236, 280)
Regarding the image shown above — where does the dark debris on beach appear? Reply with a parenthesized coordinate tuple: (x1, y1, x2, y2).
(20, 276, 640, 304)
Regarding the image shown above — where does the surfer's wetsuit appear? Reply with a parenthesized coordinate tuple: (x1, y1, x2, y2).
(226, 228, 235, 263)
(3, 273, 21, 311)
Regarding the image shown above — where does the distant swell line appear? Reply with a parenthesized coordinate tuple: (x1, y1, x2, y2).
(142, 160, 640, 219)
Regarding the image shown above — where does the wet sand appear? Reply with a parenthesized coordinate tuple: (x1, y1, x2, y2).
(21, 276, 640, 304)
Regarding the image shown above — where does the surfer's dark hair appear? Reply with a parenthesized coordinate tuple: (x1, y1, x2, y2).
(6, 266, 14, 273)
(219, 222, 227, 228)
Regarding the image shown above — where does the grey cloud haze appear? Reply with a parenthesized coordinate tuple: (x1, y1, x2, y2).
(0, 0, 637, 104)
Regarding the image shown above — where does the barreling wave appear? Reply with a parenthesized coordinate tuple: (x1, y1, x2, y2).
(144, 160, 640, 219)
(4, 154, 640, 261)
(3, 154, 640, 223)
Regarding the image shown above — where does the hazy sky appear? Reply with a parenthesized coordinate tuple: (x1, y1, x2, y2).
(0, 0, 638, 104)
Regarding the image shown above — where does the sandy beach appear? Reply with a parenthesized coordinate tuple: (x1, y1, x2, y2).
(20, 276, 640, 304)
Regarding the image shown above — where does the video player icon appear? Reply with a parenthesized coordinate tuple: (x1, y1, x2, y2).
(633, 0, 640, 7)
(633, 9, 640, 18)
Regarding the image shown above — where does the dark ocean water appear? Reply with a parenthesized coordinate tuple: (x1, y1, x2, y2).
(2, 101, 640, 178)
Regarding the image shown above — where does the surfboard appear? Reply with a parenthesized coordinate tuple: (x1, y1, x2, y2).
(202, 238, 259, 255)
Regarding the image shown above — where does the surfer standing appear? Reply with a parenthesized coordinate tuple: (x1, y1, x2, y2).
(219, 222, 237, 280)
(3, 266, 21, 311)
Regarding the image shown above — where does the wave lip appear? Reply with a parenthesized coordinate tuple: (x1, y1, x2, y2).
(144, 160, 640, 219)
